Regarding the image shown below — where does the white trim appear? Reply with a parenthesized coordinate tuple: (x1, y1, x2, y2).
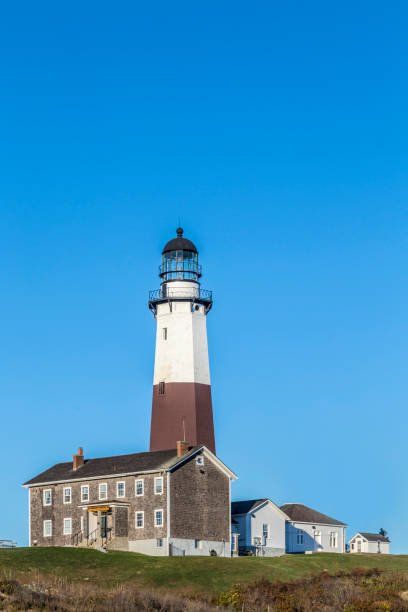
(135, 478, 144, 496)
(23, 469, 173, 488)
(81, 485, 89, 502)
(169, 445, 238, 481)
(43, 488, 52, 506)
(28, 488, 31, 547)
(43, 519, 52, 537)
(135, 511, 144, 528)
(232, 499, 291, 521)
(154, 476, 163, 495)
(63, 517, 72, 535)
(99, 483, 108, 500)
(117, 481, 125, 498)
(288, 520, 347, 528)
(166, 472, 170, 555)
(63, 487, 72, 504)
(155, 508, 164, 527)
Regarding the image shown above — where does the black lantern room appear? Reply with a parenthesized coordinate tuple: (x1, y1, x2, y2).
(159, 227, 201, 283)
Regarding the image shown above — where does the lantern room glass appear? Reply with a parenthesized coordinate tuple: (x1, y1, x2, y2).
(160, 250, 201, 282)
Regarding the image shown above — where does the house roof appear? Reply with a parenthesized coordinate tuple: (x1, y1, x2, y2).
(352, 532, 390, 543)
(280, 503, 347, 526)
(23, 444, 237, 487)
(231, 499, 269, 515)
(23, 448, 193, 486)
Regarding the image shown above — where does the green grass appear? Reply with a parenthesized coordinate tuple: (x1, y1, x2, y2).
(1, 548, 408, 594)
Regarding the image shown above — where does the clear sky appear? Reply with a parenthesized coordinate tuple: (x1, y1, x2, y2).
(1, 1, 407, 551)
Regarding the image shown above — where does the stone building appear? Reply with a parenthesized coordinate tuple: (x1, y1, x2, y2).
(24, 443, 237, 556)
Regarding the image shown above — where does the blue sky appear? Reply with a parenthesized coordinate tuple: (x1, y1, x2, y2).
(1, 1, 407, 551)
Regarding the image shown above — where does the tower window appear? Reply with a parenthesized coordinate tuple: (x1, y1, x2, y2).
(159, 381, 165, 395)
(162, 328, 167, 340)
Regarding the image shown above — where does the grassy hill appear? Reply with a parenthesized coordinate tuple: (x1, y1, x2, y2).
(1, 548, 408, 595)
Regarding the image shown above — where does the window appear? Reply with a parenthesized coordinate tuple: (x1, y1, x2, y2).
(159, 381, 165, 395)
(296, 530, 304, 545)
(231, 537, 235, 552)
(117, 481, 125, 498)
(43, 489, 52, 506)
(162, 328, 167, 340)
(81, 485, 89, 502)
(63, 518, 72, 535)
(63, 487, 71, 504)
(154, 477, 163, 495)
(155, 509, 163, 527)
(330, 532, 338, 548)
(135, 511, 144, 528)
(43, 520, 52, 537)
(351, 543, 355, 550)
(135, 479, 144, 496)
(262, 523, 269, 544)
(156, 538, 164, 548)
(196, 456, 204, 466)
(194, 539, 202, 549)
(99, 483, 108, 500)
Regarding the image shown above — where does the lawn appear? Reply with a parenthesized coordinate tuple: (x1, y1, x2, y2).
(1, 548, 408, 595)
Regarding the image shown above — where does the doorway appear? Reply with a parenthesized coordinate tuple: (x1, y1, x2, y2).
(314, 530, 322, 550)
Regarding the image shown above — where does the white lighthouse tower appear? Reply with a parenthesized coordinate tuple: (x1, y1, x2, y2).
(148, 228, 216, 454)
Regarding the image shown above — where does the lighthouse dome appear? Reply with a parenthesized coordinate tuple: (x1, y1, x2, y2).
(162, 228, 198, 254)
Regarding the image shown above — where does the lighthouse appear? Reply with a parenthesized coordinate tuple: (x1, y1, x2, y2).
(148, 228, 216, 454)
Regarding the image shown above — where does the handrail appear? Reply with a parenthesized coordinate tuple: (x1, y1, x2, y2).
(87, 528, 98, 546)
(149, 288, 212, 303)
(71, 531, 83, 546)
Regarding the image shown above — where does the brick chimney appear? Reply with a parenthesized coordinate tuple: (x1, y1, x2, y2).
(176, 441, 189, 457)
(73, 447, 84, 470)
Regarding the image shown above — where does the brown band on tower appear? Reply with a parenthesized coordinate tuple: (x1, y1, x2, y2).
(150, 382, 215, 454)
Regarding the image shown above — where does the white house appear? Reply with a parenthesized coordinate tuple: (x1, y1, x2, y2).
(349, 533, 390, 554)
(281, 503, 347, 553)
(231, 499, 288, 556)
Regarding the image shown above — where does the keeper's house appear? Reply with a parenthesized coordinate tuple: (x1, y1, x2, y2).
(23, 443, 237, 556)
(349, 532, 390, 554)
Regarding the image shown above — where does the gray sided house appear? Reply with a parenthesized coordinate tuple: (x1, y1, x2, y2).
(231, 499, 288, 556)
(281, 503, 347, 553)
(23, 443, 237, 556)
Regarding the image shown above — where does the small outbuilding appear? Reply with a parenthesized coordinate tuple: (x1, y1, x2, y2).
(281, 503, 347, 553)
(349, 533, 390, 554)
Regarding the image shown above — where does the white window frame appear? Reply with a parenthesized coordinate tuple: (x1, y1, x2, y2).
(196, 456, 204, 466)
(63, 487, 71, 504)
(155, 508, 164, 527)
(194, 538, 203, 549)
(99, 483, 108, 500)
(43, 489, 52, 506)
(117, 481, 125, 498)
(156, 538, 164, 548)
(43, 519, 52, 537)
(330, 531, 338, 548)
(63, 517, 72, 535)
(296, 529, 304, 545)
(81, 485, 89, 502)
(135, 479, 144, 496)
(154, 477, 163, 495)
(135, 511, 144, 528)
(262, 523, 269, 539)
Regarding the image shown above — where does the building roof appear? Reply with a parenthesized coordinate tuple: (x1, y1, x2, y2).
(231, 499, 269, 515)
(162, 227, 198, 254)
(23, 448, 187, 486)
(353, 532, 391, 543)
(280, 503, 347, 526)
